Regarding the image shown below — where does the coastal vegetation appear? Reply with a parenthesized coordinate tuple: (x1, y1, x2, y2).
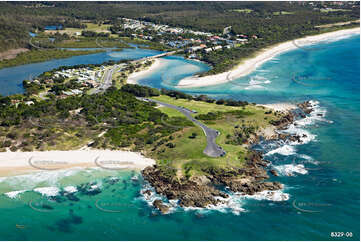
(0, 56, 306, 208)
(0, 79, 281, 177)
(0, 1, 357, 210)
(0, 87, 192, 152)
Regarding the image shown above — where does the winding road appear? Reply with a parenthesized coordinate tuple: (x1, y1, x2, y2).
(138, 97, 226, 158)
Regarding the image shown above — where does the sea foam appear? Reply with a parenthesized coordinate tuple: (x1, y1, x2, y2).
(266, 144, 296, 156)
(33, 187, 60, 197)
(273, 164, 308, 176)
(243, 190, 290, 202)
(63, 186, 77, 194)
(4, 190, 27, 199)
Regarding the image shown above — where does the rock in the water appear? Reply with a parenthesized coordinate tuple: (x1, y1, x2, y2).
(142, 189, 152, 196)
(153, 199, 170, 214)
(270, 169, 279, 176)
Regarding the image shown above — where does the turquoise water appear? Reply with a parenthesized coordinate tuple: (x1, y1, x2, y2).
(0, 48, 162, 96)
(0, 36, 359, 240)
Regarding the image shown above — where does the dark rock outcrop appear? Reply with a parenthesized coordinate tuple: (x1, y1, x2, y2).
(270, 169, 279, 176)
(153, 199, 170, 214)
(142, 150, 283, 208)
(297, 101, 314, 114)
(142, 166, 229, 208)
(142, 101, 313, 209)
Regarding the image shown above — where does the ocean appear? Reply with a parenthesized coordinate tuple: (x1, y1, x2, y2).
(0, 35, 359, 241)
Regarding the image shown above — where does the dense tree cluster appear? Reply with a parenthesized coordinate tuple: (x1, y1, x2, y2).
(81, 31, 109, 38)
(0, 87, 193, 151)
(121, 84, 160, 97)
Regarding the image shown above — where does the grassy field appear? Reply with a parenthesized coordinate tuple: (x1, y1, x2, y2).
(320, 8, 352, 13)
(85, 23, 112, 32)
(152, 95, 241, 114)
(45, 23, 112, 36)
(230, 9, 253, 13)
(273, 11, 295, 15)
(147, 95, 279, 177)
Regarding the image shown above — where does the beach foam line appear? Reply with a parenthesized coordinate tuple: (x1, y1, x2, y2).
(34, 187, 60, 197)
(0, 149, 156, 178)
(176, 27, 360, 88)
(63, 186, 78, 194)
(3, 190, 27, 199)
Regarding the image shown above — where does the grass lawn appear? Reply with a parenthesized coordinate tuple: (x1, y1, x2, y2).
(320, 8, 351, 13)
(85, 23, 112, 32)
(45, 23, 112, 36)
(230, 9, 253, 13)
(152, 95, 241, 115)
(149, 95, 279, 177)
(273, 11, 295, 15)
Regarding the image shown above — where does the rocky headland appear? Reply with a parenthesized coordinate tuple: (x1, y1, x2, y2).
(142, 100, 315, 211)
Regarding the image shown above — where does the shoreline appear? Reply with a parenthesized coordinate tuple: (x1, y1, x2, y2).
(258, 103, 297, 113)
(127, 58, 163, 84)
(0, 149, 155, 177)
(177, 27, 360, 88)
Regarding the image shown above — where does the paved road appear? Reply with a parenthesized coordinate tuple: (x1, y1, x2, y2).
(138, 97, 226, 158)
(92, 65, 119, 94)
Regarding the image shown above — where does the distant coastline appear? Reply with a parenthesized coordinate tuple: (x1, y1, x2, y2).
(176, 27, 360, 88)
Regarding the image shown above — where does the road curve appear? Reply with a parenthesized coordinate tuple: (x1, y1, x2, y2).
(138, 97, 226, 158)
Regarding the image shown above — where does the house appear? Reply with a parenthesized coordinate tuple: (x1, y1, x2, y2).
(71, 89, 83, 95)
(11, 99, 21, 105)
(213, 45, 222, 51)
(25, 101, 34, 105)
(236, 39, 248, 43)
(187, 45, 205, 53)
(204, 48, 213, 53)
(189, 54, 197, 59)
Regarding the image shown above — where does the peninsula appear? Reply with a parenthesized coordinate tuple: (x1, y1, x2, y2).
(0, 63, 313, 209)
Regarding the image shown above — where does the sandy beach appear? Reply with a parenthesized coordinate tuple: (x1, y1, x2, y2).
(0, 150, 155, 177)
(177, 27, 360, 88)
(127, 58, 163, 84)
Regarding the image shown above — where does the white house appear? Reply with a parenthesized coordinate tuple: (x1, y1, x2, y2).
(213, 45, 222, 51)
